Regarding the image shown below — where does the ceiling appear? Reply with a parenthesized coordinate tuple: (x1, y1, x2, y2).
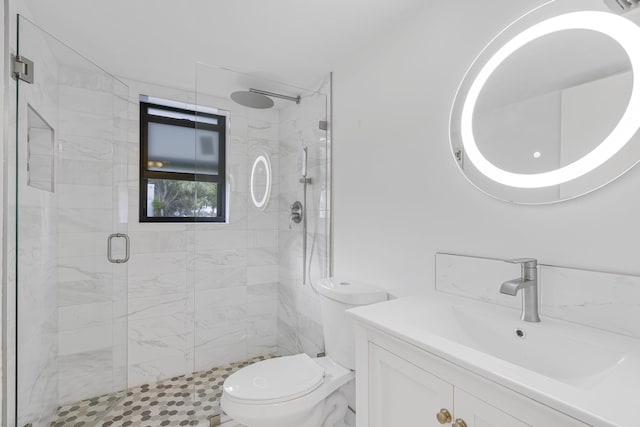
(23, 0, 426, 91)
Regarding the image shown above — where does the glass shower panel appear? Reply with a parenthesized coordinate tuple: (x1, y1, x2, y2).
(193, 62, 331, 423)
(13, 16, 129, 427)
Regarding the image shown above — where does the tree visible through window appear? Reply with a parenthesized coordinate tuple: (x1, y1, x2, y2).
(139, 97, 226, 222)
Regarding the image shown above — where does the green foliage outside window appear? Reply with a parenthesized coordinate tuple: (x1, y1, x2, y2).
(149, 179, 218, 218)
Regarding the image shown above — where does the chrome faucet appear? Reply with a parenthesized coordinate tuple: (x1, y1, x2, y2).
(500, 258, 540, 323)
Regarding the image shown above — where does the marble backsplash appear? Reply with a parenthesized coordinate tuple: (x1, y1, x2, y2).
(435, 252, 640, 339)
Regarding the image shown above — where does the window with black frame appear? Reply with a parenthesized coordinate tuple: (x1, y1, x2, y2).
(139, 97, 226, 222)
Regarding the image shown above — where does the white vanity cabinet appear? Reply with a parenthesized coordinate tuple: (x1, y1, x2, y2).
(356, 326, 591, 427)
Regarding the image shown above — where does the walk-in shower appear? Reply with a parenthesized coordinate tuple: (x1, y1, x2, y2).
(8, 16, 331, 425)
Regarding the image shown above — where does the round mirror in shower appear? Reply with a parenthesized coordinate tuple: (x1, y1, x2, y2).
(251, 152, 272, 209)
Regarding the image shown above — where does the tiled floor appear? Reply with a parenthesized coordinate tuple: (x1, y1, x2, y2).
(51, 355, 275, 427)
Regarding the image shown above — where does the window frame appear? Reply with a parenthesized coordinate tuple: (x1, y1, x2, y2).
(139, 101, 227, 223)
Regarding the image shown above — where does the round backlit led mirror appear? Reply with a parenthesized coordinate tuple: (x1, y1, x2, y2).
(250, 152, 272, 209)
(450, 0, 640, 203)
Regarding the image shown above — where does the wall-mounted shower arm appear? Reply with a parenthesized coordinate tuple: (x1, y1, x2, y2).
(250, 88, 301, 104)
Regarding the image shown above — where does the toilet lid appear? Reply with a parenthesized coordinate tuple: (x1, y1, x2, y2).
(223, 354, 325, 403)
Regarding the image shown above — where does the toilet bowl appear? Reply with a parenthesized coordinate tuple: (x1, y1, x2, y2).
(221, 278, 387, 427)
(221, 354, 353, 427)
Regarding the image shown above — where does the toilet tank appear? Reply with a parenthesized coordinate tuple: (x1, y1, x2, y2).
(317, 278, 387, 370)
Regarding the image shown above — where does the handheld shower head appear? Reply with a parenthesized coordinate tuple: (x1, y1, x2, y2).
(302, 147, 308, 178)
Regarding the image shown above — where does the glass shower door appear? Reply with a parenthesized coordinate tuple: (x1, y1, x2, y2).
(12, 16, 129, 427)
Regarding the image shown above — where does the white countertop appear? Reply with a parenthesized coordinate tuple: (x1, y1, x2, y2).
(348, 292, 640, 427)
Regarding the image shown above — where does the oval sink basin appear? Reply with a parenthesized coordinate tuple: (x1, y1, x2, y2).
(412, 302, 628, 387)
(351, 293, 639, 389)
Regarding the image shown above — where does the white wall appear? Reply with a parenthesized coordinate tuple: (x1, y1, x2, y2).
(332, 0, 640, 297)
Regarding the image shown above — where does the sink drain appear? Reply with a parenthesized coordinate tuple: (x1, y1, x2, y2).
(514, 328, 526, 339)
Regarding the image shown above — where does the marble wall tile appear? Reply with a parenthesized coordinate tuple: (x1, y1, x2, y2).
(190, 343, 248, 373)
(194, 320, 247, 348)
(128, 355, 189, 387)
(194, 266, 247, 291)
(58, 302, 112, 331)
(58, 159, 113, 186)
(58, 255, 113, 306)
(58, 134, 114, 162)
(58, 348, 113, 405)
(58, 323, 112, 356)
(58, 109, 114, 140)
(247, 336, 278, 359)
(128, 271, 188, 299)
(59, 85, 115, 116)
(247, 265, 279, 285)
(248, 210, 279, 230)
(194, 248, 247, 270)
(276, 318, 299, 356)
(128, 294, 187, 321)
(249, 230, 278, 248)
(58, 208, 113, 233)
(58, 231, 108, 257)
(128, 313, 190, 342)
(540, 265, 640, 337)
(128, 333, 187, 365)
(196, 306, 248, 327)
(129, 230, 189, 254)
(195, 230, 248, 251)
(58, 184, 112, 209)
(58, 64, 116, 93)
(435, 253, 523, 310)
(436, 253, 640, 338)
(195, 287, 247, 310)
(128, 252, 188, 277)
(248, 247, 278, 266)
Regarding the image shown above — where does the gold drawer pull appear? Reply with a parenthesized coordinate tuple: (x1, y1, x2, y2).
(453, 418, 468, 427)
(436, 408, 452, 424)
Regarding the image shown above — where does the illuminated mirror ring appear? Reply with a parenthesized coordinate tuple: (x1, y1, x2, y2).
(250, 152, 272, 209)
(461, 11, 640, 189)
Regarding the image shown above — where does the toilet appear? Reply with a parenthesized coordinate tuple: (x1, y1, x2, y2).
(221, 278, 387, 427)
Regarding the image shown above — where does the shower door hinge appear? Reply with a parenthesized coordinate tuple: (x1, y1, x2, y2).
(12, 54, 35, 84)
(319, 120, 328, 131)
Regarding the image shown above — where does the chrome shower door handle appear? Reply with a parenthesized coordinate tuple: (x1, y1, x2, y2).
(107, 233, 130, 264)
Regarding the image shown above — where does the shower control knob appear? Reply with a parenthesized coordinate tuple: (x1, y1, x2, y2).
(288, 201, 303, 229)
(436, 408, 452, 424)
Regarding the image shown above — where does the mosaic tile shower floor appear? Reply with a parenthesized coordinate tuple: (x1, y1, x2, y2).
(51, 355, 276, 427)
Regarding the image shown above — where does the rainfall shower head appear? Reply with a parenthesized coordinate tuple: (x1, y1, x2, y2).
(230, 88, 301, 109)
(230, 90, 275, 109)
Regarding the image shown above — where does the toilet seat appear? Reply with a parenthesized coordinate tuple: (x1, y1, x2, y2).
(221, 356, 354, 427)
(224, 354, 325, 404)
